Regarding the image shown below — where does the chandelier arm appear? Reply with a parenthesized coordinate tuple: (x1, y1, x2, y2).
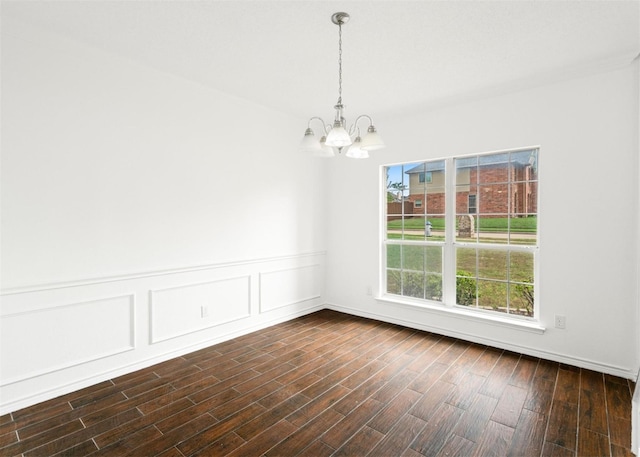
(307, 116, 330, 135)
(348, 114, 374, 136)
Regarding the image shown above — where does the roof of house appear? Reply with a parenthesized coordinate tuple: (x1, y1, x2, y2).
(405, 149, 537, 174)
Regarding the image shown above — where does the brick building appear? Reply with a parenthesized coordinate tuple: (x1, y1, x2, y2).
(402, 152, 538, 217)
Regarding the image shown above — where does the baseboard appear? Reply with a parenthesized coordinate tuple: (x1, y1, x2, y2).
(325, 303, 637, 380)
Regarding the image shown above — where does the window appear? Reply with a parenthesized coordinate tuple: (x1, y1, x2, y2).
(383, 148, 539, 320)
(418, 171, 432, 183)
(468, 194, 477, 214)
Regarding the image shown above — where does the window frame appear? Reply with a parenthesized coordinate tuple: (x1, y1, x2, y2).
(380, 147, 541, 331)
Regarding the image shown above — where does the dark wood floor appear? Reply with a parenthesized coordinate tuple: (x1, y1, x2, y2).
(0, 310, 635, 457)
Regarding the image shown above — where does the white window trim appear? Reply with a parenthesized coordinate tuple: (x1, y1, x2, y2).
(380, 149, 541, 332)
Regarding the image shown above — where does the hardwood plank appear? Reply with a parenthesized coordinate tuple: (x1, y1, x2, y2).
(581, 369, 605, 393)
(226, 419, 297, 457)
(453, 393, 499, 443)
(175, 404, 266, 456)
(478, 351, 520, 399)
(286, 384, 351, 428)
(579, 388, 608, 435)
(509, 355, 539, 389)
(440, 344, 486, 385)
(554, 368, 580, 405)
(577, 427, 610, 457)
(236, 392, 309, 440)
(190, 431, 246, 457)
(119, 414, 217, 457)
(534, 359, 559, 381)
(469, 348, 503, 377)
(408, 362, 449, 394)
(23, 407, 143, 457)
(491, 384, 529, 428)
(410, 402, 465, 457)
(524, 376, 555, 415)
(369, 388, 422, 434)
(606, 378, 632, 419)
(609, 415, 632, 448)
(368, 413, 428, 456)
(545, 401, 578, 450)
(321, 397, 384, 449)
(436, 434, 476, 457)
(332, 425, 385, 457)
(297, 439, 335, 457)
(541, 442, 574, 457)
(471, 420, 515, 457)
(409, 380, 454, 421)
(446, 372, 487, 410)
(209, 379, 282, 420)
(264, 409, 344, 457)
(93, 397, 195, 448)
(507, 408, 547, 457)
(50, 439, 98, 457)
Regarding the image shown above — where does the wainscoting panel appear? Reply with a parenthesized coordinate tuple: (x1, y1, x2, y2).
(150, 275, 251, 344)
(0, 294, 135, 386)
(0, 252, 326, 414)
(259, 264, 322, 313)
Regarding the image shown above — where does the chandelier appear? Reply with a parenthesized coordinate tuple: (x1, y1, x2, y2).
(300, 12, 385, 159)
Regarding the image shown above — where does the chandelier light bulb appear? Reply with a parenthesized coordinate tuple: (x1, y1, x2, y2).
(345, 136, 369, 159)
(325, 122, 352, 147)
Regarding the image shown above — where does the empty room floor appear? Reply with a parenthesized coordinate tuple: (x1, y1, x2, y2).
(0, 310, 635, 456)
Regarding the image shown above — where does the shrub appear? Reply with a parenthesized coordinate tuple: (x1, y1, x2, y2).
(456, 271, 477, 306)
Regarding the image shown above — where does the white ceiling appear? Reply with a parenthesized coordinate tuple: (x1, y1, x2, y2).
(3, 1, 639, 119)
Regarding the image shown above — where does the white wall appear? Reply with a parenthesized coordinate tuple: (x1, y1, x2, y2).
(326, 61, 640, 379)
(0, 19, 327, 413)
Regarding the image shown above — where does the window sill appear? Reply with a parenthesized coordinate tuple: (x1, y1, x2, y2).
(376, 294, 546, 334)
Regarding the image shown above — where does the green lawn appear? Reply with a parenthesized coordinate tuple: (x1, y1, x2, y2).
(386, 243, 534, 316)
(387, 216, 537, 233)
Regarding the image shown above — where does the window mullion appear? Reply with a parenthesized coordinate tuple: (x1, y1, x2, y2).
(444, 158, 457, 307)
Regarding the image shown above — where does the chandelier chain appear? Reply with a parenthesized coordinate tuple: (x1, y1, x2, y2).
(337, 22, 342, 105)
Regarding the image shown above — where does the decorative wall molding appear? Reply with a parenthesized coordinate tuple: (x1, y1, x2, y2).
(0, 252, 326, 415)
(259, 264, 322, 313)
(1, 251, 327, 296)
(149, 275, 252, 344)
(1, 294, 135, 386)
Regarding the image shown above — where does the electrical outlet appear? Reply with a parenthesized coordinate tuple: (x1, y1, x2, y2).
(201, 305, 209, 318)
(554, 315, 566, 329)
(366, 286, 373, 296)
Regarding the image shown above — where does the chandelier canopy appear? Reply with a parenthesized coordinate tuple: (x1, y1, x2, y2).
(300, 12, 385, 159)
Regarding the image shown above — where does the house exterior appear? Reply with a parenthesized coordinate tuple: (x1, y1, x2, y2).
(402, 152, 538, 217)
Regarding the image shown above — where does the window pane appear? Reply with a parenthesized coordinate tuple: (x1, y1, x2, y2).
(402, 271, 425, 299)
(387, 269, 401, 295)
(509, 251, 534, 283)
(510, 282, 534, 317)
(456, 273, 478, 306)
(509, 217, 537, 245)
(456, 247, 477, 277)
(426, 274, 443, 301)
(386, 244, 401, 269)
(426, 246, 443, 273)
(478, 185, 509, 214)
(477, 153, 509, 184)
(456, 214, 478, 241)
(478, 249, 508, 280)
(402, 245, 425, 271)
(477, 280, 508, 312)
(511, 149, 538, 181)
